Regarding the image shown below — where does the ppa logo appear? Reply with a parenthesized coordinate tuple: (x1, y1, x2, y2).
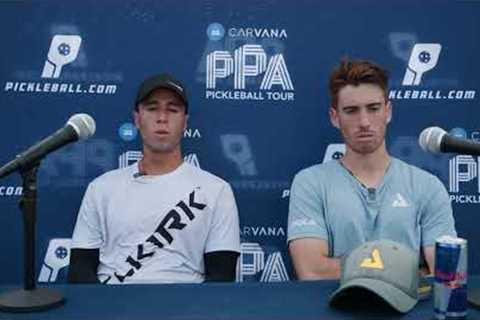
(118, 151, 143, 168)
(236, 242, 289, 282)
(449, 155, 480, 204)
(205, 24, 294, 102)
(184, 153, 201, 168)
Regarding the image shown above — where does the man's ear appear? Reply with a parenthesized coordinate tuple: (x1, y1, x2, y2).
(329, 107, 340, 129)
(386, 100, 392, 124)
(133, 110, 139, 128)
(183, 114, 189, 131)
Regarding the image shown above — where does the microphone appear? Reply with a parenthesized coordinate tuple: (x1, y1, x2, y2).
(0, 113, 96, 179)
(419, 126, 480, 156)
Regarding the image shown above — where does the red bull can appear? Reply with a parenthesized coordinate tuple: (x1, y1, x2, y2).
(434, 236, 468, 319)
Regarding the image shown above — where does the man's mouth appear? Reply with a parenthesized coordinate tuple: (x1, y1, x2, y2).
(357, 132, 375, 139)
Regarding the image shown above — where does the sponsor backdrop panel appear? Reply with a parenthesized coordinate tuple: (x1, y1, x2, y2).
(0, 1, 478, 284)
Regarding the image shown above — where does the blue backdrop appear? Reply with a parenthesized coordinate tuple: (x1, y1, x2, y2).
(0, 0, 478, 284)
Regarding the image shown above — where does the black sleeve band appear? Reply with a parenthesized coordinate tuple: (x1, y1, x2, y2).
(204, 250, 239, 282)
(68, 248, 100, 284)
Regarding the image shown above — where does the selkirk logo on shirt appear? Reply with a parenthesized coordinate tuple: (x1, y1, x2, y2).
(392, 193, 410, 208)
(110, 189, 207, 283)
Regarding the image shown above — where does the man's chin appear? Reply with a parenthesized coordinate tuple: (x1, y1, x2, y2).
(350, 143, 381, 155)
(146, 143, 179, 154)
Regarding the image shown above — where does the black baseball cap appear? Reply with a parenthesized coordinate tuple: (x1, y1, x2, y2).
(135, 73, 188, 113)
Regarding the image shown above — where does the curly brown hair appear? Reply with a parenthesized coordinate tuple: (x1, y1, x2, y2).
(329, 58, 389, 108)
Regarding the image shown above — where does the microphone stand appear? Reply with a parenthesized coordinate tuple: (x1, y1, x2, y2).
(0, 163, 65, 312)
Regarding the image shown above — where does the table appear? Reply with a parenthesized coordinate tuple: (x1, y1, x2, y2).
(0, 279, 479, 320)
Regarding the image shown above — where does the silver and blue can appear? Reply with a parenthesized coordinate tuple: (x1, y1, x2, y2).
(434, 235, 468, 320)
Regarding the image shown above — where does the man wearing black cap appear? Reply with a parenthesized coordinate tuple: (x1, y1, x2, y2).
(68, 74, 240, 284)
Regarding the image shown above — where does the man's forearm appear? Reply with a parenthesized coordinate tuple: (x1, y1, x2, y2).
(423, 245, 435, 275)
(289, 238, 341, 280)
(296, 256, 341, 280)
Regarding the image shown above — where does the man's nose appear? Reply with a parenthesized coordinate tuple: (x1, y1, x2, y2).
(156, 109, 168, 123)
(358, 110, 371, 128)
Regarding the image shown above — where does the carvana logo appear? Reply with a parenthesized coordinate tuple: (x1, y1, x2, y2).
(449, 127, 467, 139)
(118, 123, 138, 141)
(207, 23, 225, 41)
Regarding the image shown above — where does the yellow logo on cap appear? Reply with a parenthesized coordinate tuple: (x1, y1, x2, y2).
(360, 248, 384, 269)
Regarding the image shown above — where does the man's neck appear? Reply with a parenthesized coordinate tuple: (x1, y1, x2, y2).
(340, 145, 391, 189)
(140, 148, 183, 176)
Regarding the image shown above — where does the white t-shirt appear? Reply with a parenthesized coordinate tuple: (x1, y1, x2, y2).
(71, 162, 240, 284)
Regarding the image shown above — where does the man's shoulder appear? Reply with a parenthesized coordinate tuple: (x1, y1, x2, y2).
(183, 163, 231, 189)
(89, 164, 135, 188)
(390, 158, 446, 194)
(295, 160, 339, 181)
(392, 157, 437, 181)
